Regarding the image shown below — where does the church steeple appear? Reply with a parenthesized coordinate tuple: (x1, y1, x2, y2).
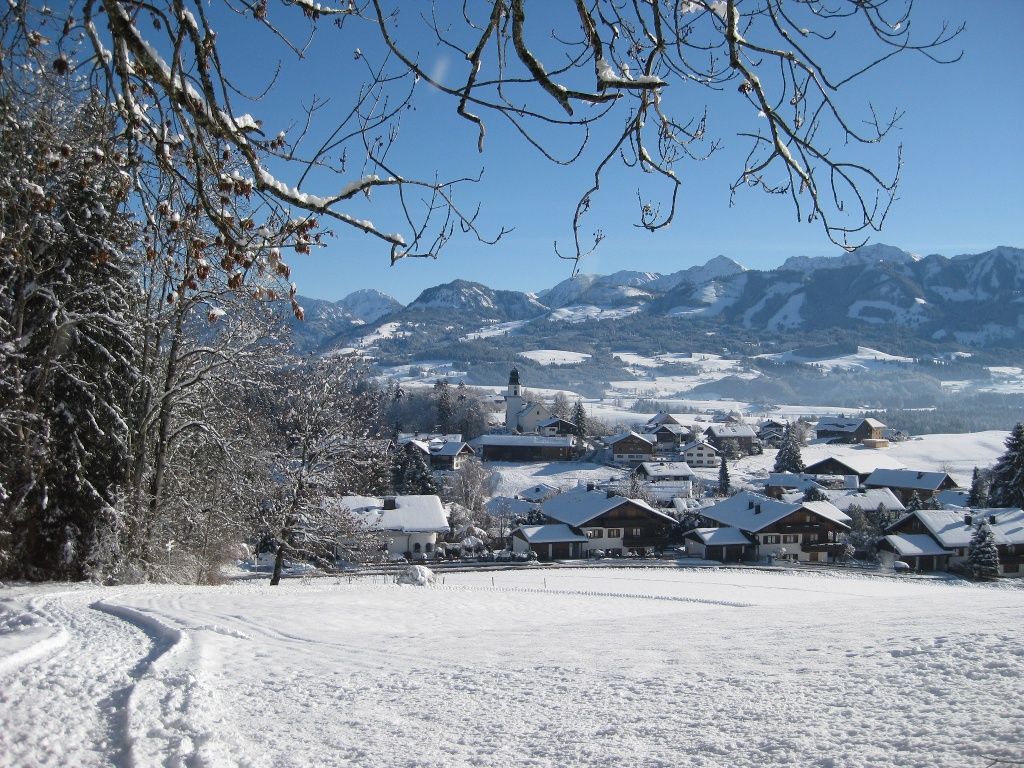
(507, 367, 522, 397)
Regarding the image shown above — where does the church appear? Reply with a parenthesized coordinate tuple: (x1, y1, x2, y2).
(503, 368, 552, 433)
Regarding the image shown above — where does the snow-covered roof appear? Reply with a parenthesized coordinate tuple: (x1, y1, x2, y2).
(865, 469, 955, 491)
(823, 487, 906, 513)
(514, 524, 589, 544)
(478, 434, 576, 447)
(815, 416, 865, 433)
(862, 418, 887, 429)
(636, 461, 694, 479)
(685, 527, 754, 546)
(430, 441, 474, 457)
(604, 431, 655, 446)
(484, 496, 535, 516)
(701, 491, 850, 533)
(705, 423, 757, 439)
(767, 473, 824, 491)
(883, 533, 950, 557)
(398, 432, 462, 443)
(337, 495, 449, 533)
(936, 489, 971, 508)
(537, 416, 576, 428)
(646, 423, 689, 435)
(804, 453, 905, 477)
(680, 440, 720, 454)
(518, 483, 561, 503)
(542, 486, 674, 527)
(895, 508, 1024, 548)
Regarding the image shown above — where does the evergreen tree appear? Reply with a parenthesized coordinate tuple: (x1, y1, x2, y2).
(571, 400, 588, 438)
(773, 424, 805, 474)
(967, 522, 1001, 580)
(988, 423, 1024, 508)
(718, 456, 731, 496)
(967, 467, 989, 508)
(434, 380, 455, 433)
(393, 446, 440, 496)
(905, 491, 923, 512)
(802, 486, 828, 502)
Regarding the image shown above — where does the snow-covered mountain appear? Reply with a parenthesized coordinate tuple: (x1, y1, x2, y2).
(405, 279, 547, 320)
(540, 270, 662, 308)
(336, 288, 402, 324)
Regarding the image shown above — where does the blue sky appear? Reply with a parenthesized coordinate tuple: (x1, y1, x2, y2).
(226, 1, 1024, 303)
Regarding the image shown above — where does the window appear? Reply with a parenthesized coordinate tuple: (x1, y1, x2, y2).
(630, 528, 642, 537)
(782, 534, 799, 544)
(763, 535, 780, 544)
(586, 529, 602, 539)
(806, 533, 819, 542)
(425, 542, 433, 553)
(413, 542, 422, 553)
(606, 529, 622, 538)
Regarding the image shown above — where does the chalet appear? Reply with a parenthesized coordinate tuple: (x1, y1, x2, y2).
(511, 524, 589, 560)
(881, 508, 1024, 576)
(634, 461, 695, 483)
(338, 494, 449, 561)
(683, 527, 753, 562)
(697, 491, 851, 563)
(704, 423, 759, 456)
(815, 416, 887, 444)
(537, 416, 579, 437)
(477, 434, 578, 462)
(541, 485, 676, 556)
(803, 454, 906, 484)
(680, 439, 721, 468)
(757, 419, 788, 447)
(398, 438, 475, 471)
(502, 368, 551, 433)
(644, 422, 691, 452)
(604, 431, 656, 466)
(646, 411, 685, 428)
(864, 469, 959, 504)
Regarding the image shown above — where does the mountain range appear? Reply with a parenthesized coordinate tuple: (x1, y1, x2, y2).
(291, 245, 1024, 353)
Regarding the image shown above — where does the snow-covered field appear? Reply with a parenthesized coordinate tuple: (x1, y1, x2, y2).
(518, 349, 592, 366)
(2, 570, 1021, 767)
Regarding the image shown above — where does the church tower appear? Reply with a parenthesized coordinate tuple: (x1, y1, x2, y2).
(504, 367, 524, 431)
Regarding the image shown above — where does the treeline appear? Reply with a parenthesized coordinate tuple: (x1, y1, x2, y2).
(866, 395, 1024, 435)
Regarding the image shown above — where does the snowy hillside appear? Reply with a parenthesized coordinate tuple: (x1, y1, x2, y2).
(336, 288, 402, 324)
(2, 572, 1021, 767)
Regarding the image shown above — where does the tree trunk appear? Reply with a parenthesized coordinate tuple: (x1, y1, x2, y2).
(269, 543, 286, 586)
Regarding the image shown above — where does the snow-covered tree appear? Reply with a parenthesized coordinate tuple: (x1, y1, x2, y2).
(905, 492, 923, 512)
(571, 400, 588, 438)
(434, 380, 455, 434)
(967, 467, 989, 509)
(393, 445, 440, 496)
(0, 80, 139, 581)
(444, 458, 492, 514)
(802, 486, 828, 503)
(988, 423, 1024, 509)
(615, 474, 658, 507)
(773, 424, 805, 473)
(966, 522, 1000, 581)
(718, 456, 731, 497)
(550, 392, 572, 420)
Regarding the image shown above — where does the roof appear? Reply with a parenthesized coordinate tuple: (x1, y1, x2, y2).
(636, 461, 695, 479)
(542, 486, 675, 527)
(398, 432, 463, 443)
(646, 412, 684, 426)
(883, 533, 950, 557)
(685, 527, 754, 546)
(893, 508, 1024, 548)
(705, 423, 757, 439)
(823, 487, 906, 513)
(518, 483, 561, 503)
(478, 434, 576, 448)
(815, 415, 879, 433)
(430, 441, 474, 457)
(862, 418, 887, 429)
(865, 469, 955, 491)
(537, 416, 576, 428)
(767, 473, 824, 491)
(701, 491, 850, 533)
(680, 440, 720, 454)
(604, 430, 655, 446)
(804, 452, 906, 477)
(514, 524, 589, 544)
(336, 495, 449, 534)
(484, 496, 535, 516)
(647, 423, 689, 435)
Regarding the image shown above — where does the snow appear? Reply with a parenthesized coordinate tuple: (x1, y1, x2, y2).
(756, 346, 914, 371)
(517, 349, 592, 366)
(547, 304, 641, 323)
(3, 571, 1022, 767)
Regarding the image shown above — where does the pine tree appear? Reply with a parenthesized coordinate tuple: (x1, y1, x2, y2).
(967, 522, 1001, 580)
(571, 400, 588, 438)
(967, 467, 989, 508)
(905, 491, 923, 512)
(988, 423, 1024, 509)
(434, 380, 455, 433)
(393, 445, 439, 496)
(773, 424, 805, 474)
(718, 456, 731, 496)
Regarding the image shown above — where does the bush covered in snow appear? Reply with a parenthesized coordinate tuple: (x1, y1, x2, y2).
(397, 565, 436, 587)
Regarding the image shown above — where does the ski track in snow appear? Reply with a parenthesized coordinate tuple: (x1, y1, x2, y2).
(2, 570, 1022, 768)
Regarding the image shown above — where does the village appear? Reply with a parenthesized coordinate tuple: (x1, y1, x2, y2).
(323, 368, 1023, 582)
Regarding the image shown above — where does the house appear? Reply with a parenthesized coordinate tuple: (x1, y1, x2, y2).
(696, 491, 851, 563)
(764, 473, 832, 499)
(604, 431, 656, 466)
(815, 416, 887, 444)
(537, 416, 579, 437)
(757, 419, 788, 447)
(679, 439, 721, 468)
(704, 423, 759, 456)
(502, 368, 551, 433)
(634, 461, 695, 483)
(803, 453, 906, 484)
(683, 527, 754, 562)
(541, 485, 677, 556)
(397, 438, 475, 471)
(518, 483, 562, 503)
(820, 487, 905, 515)
(477, 434, 579, 462)
(644, 422, 692, 452)
(645, 411, 685, 428)
(864, 469, 959, 505)
(511, 524, 589, 560)
(880, 508, 1024, 576)
(338, 494, 449, 561)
